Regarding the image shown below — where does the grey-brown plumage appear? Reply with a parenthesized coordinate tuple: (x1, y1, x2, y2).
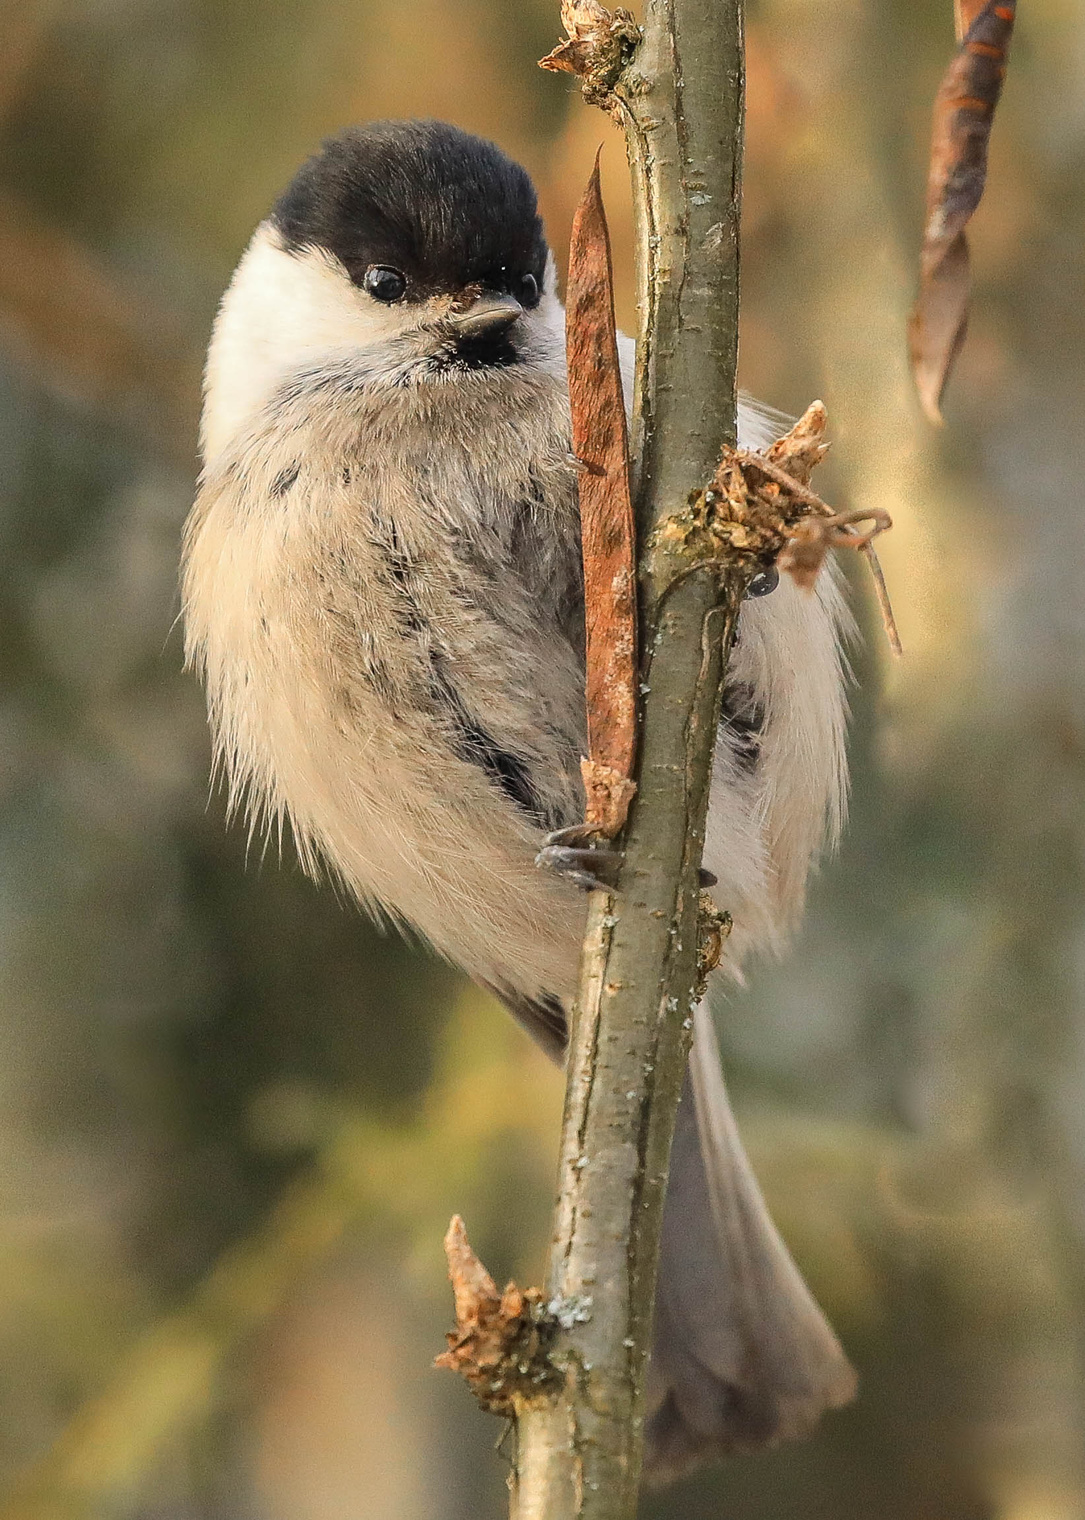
(183, 120, 856, 1483)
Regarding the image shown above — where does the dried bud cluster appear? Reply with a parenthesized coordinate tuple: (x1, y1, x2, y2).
(649, 403, 830, 583)
(435, 1217, 562, 1416)
(648, 402, 898, 651)
(539, 0, 641, 110)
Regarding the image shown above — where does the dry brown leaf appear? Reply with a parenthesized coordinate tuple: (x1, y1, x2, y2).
(954, 0, 992, 40)
(909, 1, 1016, 423)
(566, 154, 639, 799)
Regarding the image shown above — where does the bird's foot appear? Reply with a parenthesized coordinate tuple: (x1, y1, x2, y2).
(535, 840, 622, 892)
(537, 825, 718, 893)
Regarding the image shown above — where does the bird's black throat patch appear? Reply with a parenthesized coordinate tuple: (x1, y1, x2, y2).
(440, 331, 520, 372)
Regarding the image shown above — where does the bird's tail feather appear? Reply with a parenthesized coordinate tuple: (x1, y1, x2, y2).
(643, 1002, 856, 1484)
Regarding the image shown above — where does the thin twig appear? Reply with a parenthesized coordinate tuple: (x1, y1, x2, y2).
(859, 541, 904, 656)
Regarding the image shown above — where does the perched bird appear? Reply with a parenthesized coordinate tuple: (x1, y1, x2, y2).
(183, 118, 856, 1482)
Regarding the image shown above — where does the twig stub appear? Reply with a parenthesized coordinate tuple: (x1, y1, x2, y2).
(435, 1217, 562, 1416)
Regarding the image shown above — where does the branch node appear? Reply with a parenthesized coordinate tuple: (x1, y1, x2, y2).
(435, 1217, 564, 1415)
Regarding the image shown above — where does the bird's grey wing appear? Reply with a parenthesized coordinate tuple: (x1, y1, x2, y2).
(490, 985, 568, 1064)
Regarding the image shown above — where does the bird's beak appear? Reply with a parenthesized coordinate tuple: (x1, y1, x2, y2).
(447, 294, 524, 339)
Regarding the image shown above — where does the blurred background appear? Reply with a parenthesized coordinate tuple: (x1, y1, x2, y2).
(0, 0, 1082, 1516)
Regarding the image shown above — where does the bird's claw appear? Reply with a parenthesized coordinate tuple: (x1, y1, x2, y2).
(535, 843, 622, 892)
(536, 827, 718, 894)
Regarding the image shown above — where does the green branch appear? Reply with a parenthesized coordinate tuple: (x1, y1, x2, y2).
(510, 2, 747, 1514)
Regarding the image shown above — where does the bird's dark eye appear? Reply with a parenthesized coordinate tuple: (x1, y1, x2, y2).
(516, 271, 540, 308)
(745, 566, 779, 598)
(363, 265, 407, 303)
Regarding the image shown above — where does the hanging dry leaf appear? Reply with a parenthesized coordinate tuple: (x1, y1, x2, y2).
(909, 0, 1016, 423)
(566, 153, 639, 825)
(954, 0, 994, 37)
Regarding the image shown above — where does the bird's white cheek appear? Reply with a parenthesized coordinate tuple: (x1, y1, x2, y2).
(201, 226, 416, 462)
(519, 289, 568, 378)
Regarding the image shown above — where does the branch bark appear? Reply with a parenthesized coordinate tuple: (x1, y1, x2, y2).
(511, 3, 747, 1514)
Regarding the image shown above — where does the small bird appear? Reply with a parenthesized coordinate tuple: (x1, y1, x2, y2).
(183, 118, 856, 1482)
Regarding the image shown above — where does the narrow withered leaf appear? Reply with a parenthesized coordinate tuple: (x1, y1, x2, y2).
(909, 0, 1015, 423)
(566, 154, 638, 800)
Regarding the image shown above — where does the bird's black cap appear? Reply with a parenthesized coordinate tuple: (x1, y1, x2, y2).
(271, 120, 548, 302)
